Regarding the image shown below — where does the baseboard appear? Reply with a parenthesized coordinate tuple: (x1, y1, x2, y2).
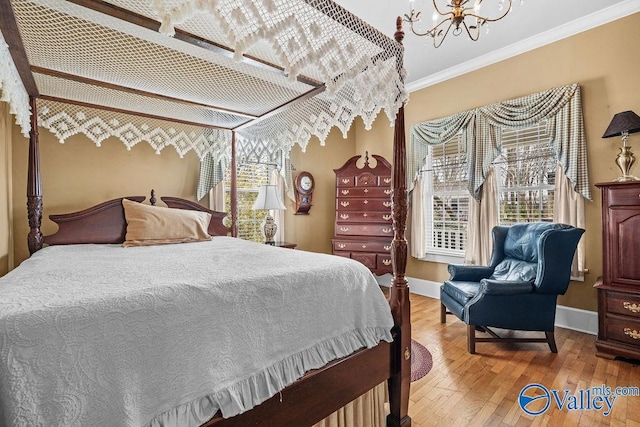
(405, 276, 598, 336)
(554, 305, 598, 336)
(406, 276, 441, 300)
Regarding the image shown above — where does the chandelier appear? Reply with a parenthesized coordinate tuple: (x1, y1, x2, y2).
(405, 0, 514, 48)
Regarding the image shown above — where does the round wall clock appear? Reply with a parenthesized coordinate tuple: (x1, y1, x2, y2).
(294, 171, 315, 215)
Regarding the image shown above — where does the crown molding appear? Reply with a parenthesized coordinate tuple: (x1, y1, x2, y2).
(406, 0, 640, 93)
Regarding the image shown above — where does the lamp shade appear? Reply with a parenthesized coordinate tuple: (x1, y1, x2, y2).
(602, 110, 640, 138)
(252, 185, 286, 210)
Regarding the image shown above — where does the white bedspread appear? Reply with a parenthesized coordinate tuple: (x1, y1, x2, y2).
(0, 237, 393, 427)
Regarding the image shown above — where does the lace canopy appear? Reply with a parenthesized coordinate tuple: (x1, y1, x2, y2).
(2, 0, 407, 161)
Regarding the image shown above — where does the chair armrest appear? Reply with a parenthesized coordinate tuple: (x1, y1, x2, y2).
(479, 278, 533, 295)
(448, 264, 493, 281)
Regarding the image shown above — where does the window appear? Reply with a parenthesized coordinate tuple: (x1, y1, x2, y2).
(224, 162, 273, 242)
(422, 135, 469, 257)
(421, 121, 556, 256)
(496, 121, 556, 225)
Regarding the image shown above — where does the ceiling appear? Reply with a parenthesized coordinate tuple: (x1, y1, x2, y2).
(335, 0, 637, 91)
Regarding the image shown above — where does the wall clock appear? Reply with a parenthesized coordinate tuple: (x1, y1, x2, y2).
(294, 171, 315, 215)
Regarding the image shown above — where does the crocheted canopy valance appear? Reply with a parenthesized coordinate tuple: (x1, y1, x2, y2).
(1, 0, 407, 159)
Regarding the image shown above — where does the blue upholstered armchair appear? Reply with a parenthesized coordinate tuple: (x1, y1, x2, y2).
(440, 222, 584, 354)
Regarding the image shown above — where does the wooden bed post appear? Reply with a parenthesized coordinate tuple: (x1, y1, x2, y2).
(230, 130, 238, 237)
(27, 96, 43, 254)
(387, 16, 412, 427)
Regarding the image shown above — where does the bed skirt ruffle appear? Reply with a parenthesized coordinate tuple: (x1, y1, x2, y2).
(313, 382, 387, 427)
(146, 327, 392, 427)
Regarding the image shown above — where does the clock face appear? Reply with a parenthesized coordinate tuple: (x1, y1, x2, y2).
(300, 176, 313, 191)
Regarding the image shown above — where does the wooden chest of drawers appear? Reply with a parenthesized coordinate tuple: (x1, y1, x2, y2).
(332, 153, 392, 275)
(595, 181, 640, 361)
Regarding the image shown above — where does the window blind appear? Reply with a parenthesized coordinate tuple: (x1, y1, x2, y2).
(224, 162, 273, 242)
(423, 135, 469, 255)
(495, 121, 556, 225)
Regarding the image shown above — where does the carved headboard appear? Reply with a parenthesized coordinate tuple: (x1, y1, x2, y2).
(44, 193, 230, 247)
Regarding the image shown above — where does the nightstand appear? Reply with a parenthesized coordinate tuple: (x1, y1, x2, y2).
(271, 242, 297, 249)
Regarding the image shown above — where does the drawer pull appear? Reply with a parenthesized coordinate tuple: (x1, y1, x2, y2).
(363, 213, 368, 217)
(383, 178, 391, 183)
(341, 178, 350, 184)
(340, 201, 350, 207)
(383, 201, 392, 207)
(341, 189, 350, 195)
(361, 245, 367, 249)
(384, 245, 391, 251)
(383, 214, 391, 221)
(624, 328, 640, 340)
(340, 214, 350, 219)
(340, 227, 350, 232)
(623, 302, 640, 313)
(364, 189, 369, 193)
(382, 259, 392, 266)
(382, 228, 392, 233)
(364, 200, 369, 204)
(384, 189, 392, 195)
(337, 243, 346, 249)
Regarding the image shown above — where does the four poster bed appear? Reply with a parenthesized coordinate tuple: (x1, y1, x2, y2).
(0, 0, 412, 426)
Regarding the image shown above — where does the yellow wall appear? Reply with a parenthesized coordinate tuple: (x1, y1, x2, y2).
(357, 13, 640, 310)
(0, 103, 13, 276)
(285, 128, 356, 253)
(11, 128, 201, 265)
(5, 14, 639, 312)
(8, 116, 355, 265)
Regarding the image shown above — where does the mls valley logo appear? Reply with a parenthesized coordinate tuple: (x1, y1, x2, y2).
(519, 383, 640, 417)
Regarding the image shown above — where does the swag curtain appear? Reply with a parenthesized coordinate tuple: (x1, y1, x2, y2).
(409, 174, 426, 259)
(198, 150, 295, 242)
(409, 83, 589, 199)
(477, 83, 590, 200)
(198, 153, 225, 214)
(409, 83, 589, 276)
(408, 111, 474, 193)
(554, 163, 586, 279)
(197, 150, 295, 206)
(197, 153, 225, 203)
(464, 167, 498, 266)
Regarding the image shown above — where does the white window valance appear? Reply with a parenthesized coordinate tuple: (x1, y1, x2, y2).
(0, 30, 30, 137)
(37, 99, 231, 160)
(5, 0, 408, 209)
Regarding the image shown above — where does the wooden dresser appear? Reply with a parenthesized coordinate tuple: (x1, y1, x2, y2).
(331, 153, 393, 275)
(595, 181, 640, 361)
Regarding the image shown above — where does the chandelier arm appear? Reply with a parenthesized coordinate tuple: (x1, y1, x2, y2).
(464, 0, 512, 23)
(433, 20, 454, 48)
(462, 20, 480, 41)
(431, 0, 449, 17)
(409, 15, 453, 38)
(409, 0, 513, 47)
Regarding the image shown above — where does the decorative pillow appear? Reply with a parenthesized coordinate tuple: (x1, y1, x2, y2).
(122, 198, 211, 247)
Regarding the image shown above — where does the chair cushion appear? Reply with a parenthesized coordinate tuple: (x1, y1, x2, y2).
(503, 222, 566, 263)
(490, 258, 537, 281)
(442, 280, 482, 305)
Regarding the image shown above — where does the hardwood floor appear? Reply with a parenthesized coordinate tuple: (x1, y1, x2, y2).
(406, 293, 640, 426)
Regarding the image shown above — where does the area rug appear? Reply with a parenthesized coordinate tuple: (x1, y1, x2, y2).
(411, 339, 433, 382)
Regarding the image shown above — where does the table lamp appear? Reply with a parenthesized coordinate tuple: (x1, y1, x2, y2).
(602, 110, 640, 182)
(252, 185, 286, 244)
